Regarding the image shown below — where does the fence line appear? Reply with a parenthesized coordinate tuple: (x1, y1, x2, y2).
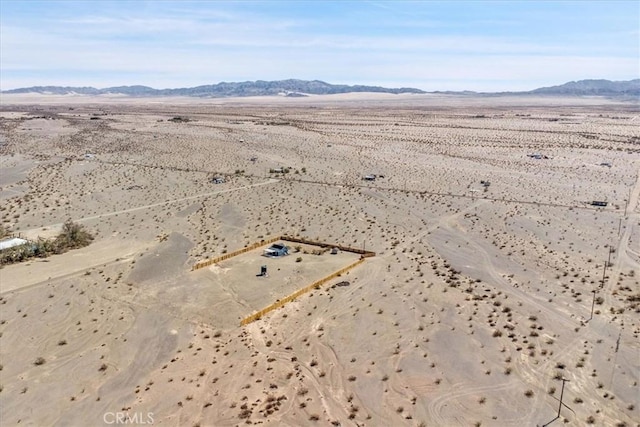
(280, 235, 376, 258)
(191, 235, 375, 271)
(191, 236, 280, 270)
(240, 257, 365, 326)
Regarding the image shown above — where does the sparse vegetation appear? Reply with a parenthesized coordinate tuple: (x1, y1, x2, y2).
(1, 220, 93, 266)
(1, 98, 635, 427)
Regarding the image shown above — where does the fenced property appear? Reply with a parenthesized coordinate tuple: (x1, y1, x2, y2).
(190, 235, 375, 326)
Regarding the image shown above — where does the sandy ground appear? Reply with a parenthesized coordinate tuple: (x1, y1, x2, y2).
(0, 93, 639, 427)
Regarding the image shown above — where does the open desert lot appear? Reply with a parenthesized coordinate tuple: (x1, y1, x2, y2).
(0, 93, 639, 426)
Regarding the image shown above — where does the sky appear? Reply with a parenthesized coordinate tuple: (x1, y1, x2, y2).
(0, 0, 638, 92)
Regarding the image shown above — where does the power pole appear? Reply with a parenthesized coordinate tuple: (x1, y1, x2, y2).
(541, 377, 574, 426)
(557, 378, 569, 419)
(618, 217, 623, 236)
(589, 289, 597, 321)
(600, 259, 608, 290)
(609, 328, 623, 390)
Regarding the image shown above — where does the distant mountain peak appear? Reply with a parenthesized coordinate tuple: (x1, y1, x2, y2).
(529, 79, 640, 96)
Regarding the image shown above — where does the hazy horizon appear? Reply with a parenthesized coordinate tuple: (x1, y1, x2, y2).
(1, 1, 638, 92)
(2, 77, 640, 95)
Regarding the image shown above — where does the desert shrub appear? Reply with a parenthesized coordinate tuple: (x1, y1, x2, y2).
(56, 219, 93, 250)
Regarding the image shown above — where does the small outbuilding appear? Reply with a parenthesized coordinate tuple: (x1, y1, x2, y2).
(527, 153, 549, 159)
(0, 237, 29, 251)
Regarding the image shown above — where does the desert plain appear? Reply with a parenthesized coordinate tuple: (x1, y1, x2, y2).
(0, 93, 639, 426)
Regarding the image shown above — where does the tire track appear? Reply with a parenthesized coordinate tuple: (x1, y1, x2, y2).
(14, 178, 280, 236)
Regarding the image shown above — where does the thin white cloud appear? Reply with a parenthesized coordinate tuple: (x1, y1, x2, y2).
(1, 1, 637, 91)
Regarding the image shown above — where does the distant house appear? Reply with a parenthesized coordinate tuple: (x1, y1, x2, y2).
(0, 237, 29, 251)
(263, 243, 289, 257)
(271, 167, 288, 174)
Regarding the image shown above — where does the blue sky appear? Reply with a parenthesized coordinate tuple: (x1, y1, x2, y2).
(1, 0, 638, 91)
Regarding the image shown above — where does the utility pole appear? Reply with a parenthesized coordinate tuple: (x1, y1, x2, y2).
(609, 328, 623, 390)
(541, 376, 574, 426)
(589, 289, 598, 321)
(557, 378, 569, 419)
(600, 258, 608, 290)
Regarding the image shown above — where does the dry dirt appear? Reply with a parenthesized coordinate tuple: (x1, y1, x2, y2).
(0, 93, 639, 427)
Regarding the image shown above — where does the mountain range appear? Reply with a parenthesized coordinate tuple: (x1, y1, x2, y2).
(1, 79, 424, 97)
(528, 79, 639, 96)
(2, 78, 638, 98)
